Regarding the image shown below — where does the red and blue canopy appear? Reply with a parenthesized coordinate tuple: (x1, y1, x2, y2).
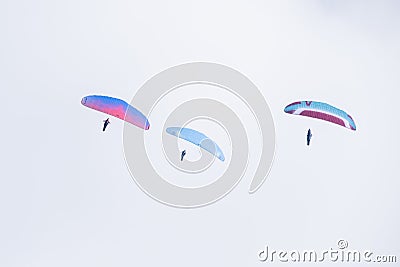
(284, 101, 356, 130)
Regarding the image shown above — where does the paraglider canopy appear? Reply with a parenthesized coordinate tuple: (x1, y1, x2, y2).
(81, 95, 150, 130)
(166, 127, 225, 162)
(284, 101, 356, 130)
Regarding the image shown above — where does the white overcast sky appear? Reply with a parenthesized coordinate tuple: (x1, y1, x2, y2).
(1, 1, 399, 266)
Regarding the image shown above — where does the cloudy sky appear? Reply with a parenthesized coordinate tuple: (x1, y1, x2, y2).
(1, 0, 399, 266)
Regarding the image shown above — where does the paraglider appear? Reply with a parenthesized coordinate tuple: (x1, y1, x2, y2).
(81, 95, 150, 130)
(307, 129, 312, 146)
(103, 118, 110, 132)
(180, 150, 186, 161)
(166, 127, 225, 162)
(284, 101, 356, 130)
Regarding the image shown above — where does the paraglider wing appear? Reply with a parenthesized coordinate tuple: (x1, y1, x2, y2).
(166, 127, 225, 162)
(81, 95, 150, 130)
(284, 101, 356, 130)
